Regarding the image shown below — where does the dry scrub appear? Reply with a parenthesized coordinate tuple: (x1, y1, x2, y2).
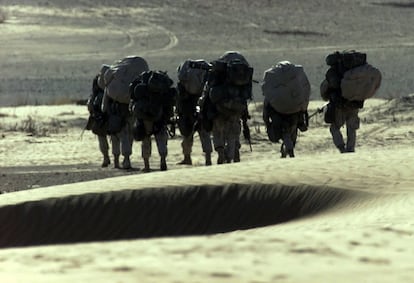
(0, 115, 62, 137)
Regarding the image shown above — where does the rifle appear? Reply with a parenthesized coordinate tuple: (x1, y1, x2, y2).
(167, 116, 177, 138)
(242, 118, 252, 152)
(308, 103, 329, 119)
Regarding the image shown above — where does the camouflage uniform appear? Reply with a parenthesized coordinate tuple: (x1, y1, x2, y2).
(329, 105, 360, 153)
(324, 61, 363, 153)
(102, 93, 133, 168)
(181, 129, 213, 164)
(176, 84, 213, 165)
(87, 74, 112, 167)
(210, 51, 252, 164)
(263, 101, 303, 158)
(141, 120, 168, 166)
(212, 114, 242, 164)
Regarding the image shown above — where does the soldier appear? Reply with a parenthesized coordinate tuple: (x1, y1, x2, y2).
(102, 56, 149, 169)
(263, 101, 308, 158)
(204, 51, 253, 164)
(130, 70, 176, 172)
(86, 72, 111, 167)
(218, 52, 252, 163)
(176, 59, 213, 166)
(321, 51, 371, 153)
(262, 61, 310, 158)
(101, 93, 134, 168)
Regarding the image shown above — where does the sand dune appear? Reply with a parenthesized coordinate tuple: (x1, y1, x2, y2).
(0, 146, 413, 282)
(0, 182, 364, 248)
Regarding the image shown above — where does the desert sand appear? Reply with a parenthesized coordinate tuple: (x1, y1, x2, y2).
(1, 1, 414, 282)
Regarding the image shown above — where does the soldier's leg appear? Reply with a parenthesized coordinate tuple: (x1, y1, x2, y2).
(141, 135, 151, 172)
(120, 123, 132, 169)
(212, 118, 226, 164)
(98, 135, 110, 167)
(225, 118, 241, 163)
(233, 119, 242, 162)
(288, 127, 298, 158)
(110, 134, 121, 168)
(329, 107, 346, 153)
(233, 139, 241, 162)
(199, 128, 213, 166)
(155, 126, 169, 171)
(281, 120, 294, 158)
(281, 132, 294, 156)
(141, 120, 153, 172)
(178, 134, 193, 165)
(286, 117, 299, 158)
(345, 109, 360, 152)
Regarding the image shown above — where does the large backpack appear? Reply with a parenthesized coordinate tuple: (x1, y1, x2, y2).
(326, 50, 367, 71)
(325, 50, 381, 101)
(218, 51, 249, 65)
(86, 76, 107, 136)
(177, 59, 209, 95)
(104, 56, 149, 104)
(226, 59, 253, 86)
(130, 70, 175, 122)
(204, 51, 253, 118)
(341, 64, 382, 101)
(262, 61, 311, 114)
(219, 51, 253, 87)
(97, 64, 110, 90)
(208, 51, 253, 88)
(208, 84, 250, 117)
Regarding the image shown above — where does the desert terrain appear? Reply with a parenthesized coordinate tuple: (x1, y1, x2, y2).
(0, 0, 414, 282)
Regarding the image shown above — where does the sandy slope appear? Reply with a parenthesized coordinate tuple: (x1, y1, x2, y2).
(0, 147, 413, 282)
(0, 96, 413, 282)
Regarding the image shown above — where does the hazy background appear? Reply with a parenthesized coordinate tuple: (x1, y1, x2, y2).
(1, 0, 413, 106)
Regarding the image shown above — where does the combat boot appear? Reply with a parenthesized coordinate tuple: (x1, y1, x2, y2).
(122, 155, 131, 169)
(234, 149, 240, 163)
(142, 158, 150, 173)
(101, 154, 110, 168)
(160, 156, 167, 171)
(177, 154, 192, 165)
(346, 145, 355, 153)
(114, 155, 120, 169)
(287, 149, 295, 158)
(337, 144, 346, 153)
(217, 148, 225, 164)
(205, 152, 212, 166)
(280, 144, 287, 158)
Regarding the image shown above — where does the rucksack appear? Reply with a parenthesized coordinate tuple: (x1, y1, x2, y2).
(341, 64, 382, 101)
(97, 64, 110, 89)
(177, 59, 209, 95)
(341, 50, 367, 70)
(147, 70, 174, 94)
(130, 70, 175, 122)
(104, 56, 149, 104)
(326, 50, 367, 70)
(208, 51, 253, 88)
(226, 59, 253, 86)
(86, 75, 107, 136)
(209, 84, 249, 117)
(203, 51, 253, 119)
(218, 51, 249, 65)
(262, 61, 311, 114)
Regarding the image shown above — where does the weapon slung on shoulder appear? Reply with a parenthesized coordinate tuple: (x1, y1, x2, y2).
(308, 103, 329, 119)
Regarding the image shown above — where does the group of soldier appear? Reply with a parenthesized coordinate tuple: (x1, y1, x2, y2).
(87, 50, 370, 172)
